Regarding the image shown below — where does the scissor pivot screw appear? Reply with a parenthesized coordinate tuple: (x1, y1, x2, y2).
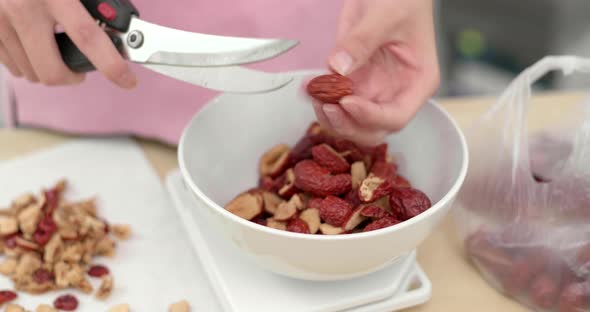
(127, 30, 144, 49)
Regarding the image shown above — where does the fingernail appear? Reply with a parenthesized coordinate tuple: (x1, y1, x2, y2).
(323, 105, 343, 129)
(120, 70, 138, 89)
(329, 51, 353, 76)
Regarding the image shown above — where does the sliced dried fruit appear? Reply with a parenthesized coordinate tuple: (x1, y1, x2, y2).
(258, 176, 275, 192)
(169, 300, 190, 312)
(18, 203, 41, 235)
(108, 304, 130, 312)
(306, 73, 353, 104)
(111, 224, 131, 240)
(259, 144, 291, 178)
(299, 208, 321, 234)
(286, 218, 310, 234)
(359, 174, 393, 203)
(278, 169, 299, 199)
(350, 161, 367, 189)
(17, 236, 40, 250)
(224, 192, 263, 221)
(311, 144, 350, 174)
(273, 201, 297, 221)
(4, 234, 17, 249)
(370, 162, 397, 181)
(33, 229, 53, 246)
(293, 160, 351, 197)
(0, 290, 17, 304)
(318, 196, 353, 227)
(363, 216, 400, 232)
(343, 206, 367, 231)
(37, 216, 57, 233)
(87, 264, 109, 278)
(262, 192, 283, 215)
(266, 219, 287, 231)
(0, 216, 18, 236)
(389, 187, 431, 221)
(96, 275, 114, 299)
(360, 205, 390, 219)
(54, 294, 78, 311)
(0, 258, 17, 275)
(5, 303, 25, 312)
(37, 304, 58, 312)
(290, 136, 315, 164)
(33, 268, 54, 283)
(319, 223, 344, 235)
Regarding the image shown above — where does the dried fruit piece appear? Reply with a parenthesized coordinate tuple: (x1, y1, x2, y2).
(389, 187, 431, 220)
(363, 216, 400, 232)
(306, 73, 353, 104)
(0, 290, 17, 304)
(289, 194, 305, 210)
(109, 304, 130, 312)
(371, 143, 389, 163)
(306, 198, 323, 210)
(169, 300, 190, 312)
(37, 216, 57, 233)
(88, 264, 110, 278)
(299, 208, 321, 234)
(343, 188, 362, 208)
(96, 275, 114, 299)
(259, 144, 291, 178)
(343, 206, 367, 231)
(0, 258, 17, 275)
(272, 202, 296, 221)
(286, 218, 310, 234)
(319, 223, 344, 235)
(18, 203, 41, 235)
(258, 176, 275, 192)
(318, 196, 353, 227)
(530, 274, 558, 310)
(293, 160, 352, 197)
(392, 175, 411, 188)
(359, 174, 393, 203)
(17, 236, 40, 250)
(36, 304, 58, 312)
(266, 219, 287, 231)
(111, 224, 131, 240)
(370, 162, 397, 181)
(54, 294, 78, 311)
(278, 169, 299, 199)
(33, 229, 53, 246)
(262, 192, 283, 215)
(350, 161, 367, 189)
(33, 268, 54, 283)
(360, 205, 390, 219)
(224, 192, 263, 221)
(311, 144, 350, 174)
(4, 234, 17, 249)
(290, 136, 315, 164)
(0, 216, 18, 236)
(5, 303, 25, 312)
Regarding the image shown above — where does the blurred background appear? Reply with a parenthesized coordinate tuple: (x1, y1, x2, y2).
(2, 0, 590, 127)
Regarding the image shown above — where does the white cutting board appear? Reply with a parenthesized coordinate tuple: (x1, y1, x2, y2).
(0, 138, 221, 311)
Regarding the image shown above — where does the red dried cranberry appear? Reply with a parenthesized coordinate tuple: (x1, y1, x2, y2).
(54, 294, 78, 311)
(0, 290, 17, 304)
(33, 268, 54, 284)
(33, 229, 52, 246)
(44, 188, 59, 216)
(87, 265, 110, 278)
(4, 234, 17, 249)
(37, 216, 57, 234)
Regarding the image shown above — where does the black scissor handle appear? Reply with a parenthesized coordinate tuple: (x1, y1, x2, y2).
(81, 0, 139, 32)
(56, 0, 139, 73)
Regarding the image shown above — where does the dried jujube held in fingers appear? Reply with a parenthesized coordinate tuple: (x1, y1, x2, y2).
(306, 73, 353, 104)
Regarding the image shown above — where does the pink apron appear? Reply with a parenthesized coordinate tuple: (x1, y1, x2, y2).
(3, 0, 341, 144)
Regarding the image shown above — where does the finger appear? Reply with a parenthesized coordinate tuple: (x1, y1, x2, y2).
(0, 8, 37, 81)
(329, 6, 396, 76)
(0, 43, 22, 77)
(4, 0, 84, 85)
(322, 104, 387, 147)
(335, 0, 363, 40)
(46, 0, 137, 88)
(311, 99, 335, 132)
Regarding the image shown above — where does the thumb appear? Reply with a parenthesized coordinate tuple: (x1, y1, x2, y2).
(329, 11, 392, 76)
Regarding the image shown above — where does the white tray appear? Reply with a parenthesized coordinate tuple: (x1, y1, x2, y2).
(166, 170, 431, 312)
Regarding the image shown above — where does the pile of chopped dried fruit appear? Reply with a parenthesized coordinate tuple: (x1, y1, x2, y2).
(0, 180, 133, 310)
(224, 122, 433, 234)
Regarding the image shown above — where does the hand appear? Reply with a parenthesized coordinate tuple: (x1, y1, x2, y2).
(0, 0, 136, 88)
(311, 0, 440, 146)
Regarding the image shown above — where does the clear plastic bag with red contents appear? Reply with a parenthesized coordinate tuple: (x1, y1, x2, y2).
(453, 56, 590, 312)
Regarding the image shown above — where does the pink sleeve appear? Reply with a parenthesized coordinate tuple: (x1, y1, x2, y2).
(8, 0, 342, 145)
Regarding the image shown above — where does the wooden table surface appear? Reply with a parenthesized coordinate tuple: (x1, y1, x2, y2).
(0, 91, 585, 311)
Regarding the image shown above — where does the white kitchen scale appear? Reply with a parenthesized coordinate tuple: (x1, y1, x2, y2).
(165, 170, 432, 312)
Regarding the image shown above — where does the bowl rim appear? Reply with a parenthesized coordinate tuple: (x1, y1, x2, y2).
(178, 69, 469, 241)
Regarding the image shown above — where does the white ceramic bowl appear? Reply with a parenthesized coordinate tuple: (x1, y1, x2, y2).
(178, 70, 468, 281)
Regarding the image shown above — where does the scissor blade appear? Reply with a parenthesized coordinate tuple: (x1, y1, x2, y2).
(141, 64, 293, 93)
(124, 17, 298, 67)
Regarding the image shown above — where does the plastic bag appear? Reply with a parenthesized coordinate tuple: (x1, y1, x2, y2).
(453, 56, 590, 312)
